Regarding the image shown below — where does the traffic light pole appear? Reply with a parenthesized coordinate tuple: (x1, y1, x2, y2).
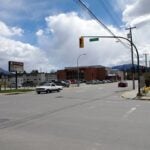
(81, 35, 142, 96)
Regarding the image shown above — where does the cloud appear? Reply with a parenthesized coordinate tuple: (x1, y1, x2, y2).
(1, 8, 149, 72)
(0, 20, 53, 72)
(123, 0, 150, 26)
(0, 21, 23, 37)
(0, 0, 26, 22)
(0, 36, 53, 72)
(36, 29, 44, 37)
(0, 0, 59, 23)
(36, 12, 132, 69)
(129, 15, 150, 27)
(116, 0, 136, 11)
(120, 0, 150, 66)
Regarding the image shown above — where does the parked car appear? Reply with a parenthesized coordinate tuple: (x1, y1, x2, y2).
(86, 80, 91, 84)
(53, 80, 70, 87)
(70, 79, 77, 84)
(35, 82, 63, 94)
(118, 81, 128, 87)
(22, 81, 35, 87)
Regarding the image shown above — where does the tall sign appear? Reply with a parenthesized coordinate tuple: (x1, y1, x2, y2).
(8, 61, 24, 89)
(8, 61, 24, 73)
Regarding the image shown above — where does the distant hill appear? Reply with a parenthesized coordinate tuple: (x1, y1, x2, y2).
(0, 68, 10, 75)
(112, 64, 142, 71)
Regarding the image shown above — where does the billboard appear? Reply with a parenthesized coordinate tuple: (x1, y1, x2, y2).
(8, 61, 24, 73)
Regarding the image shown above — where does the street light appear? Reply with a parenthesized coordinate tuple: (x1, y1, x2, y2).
(77, 53, 86, 87)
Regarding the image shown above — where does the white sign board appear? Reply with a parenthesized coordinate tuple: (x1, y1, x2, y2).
(8, 61, 24, 73)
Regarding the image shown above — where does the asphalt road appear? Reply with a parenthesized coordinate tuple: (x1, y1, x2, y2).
(0, 81, 150, 150)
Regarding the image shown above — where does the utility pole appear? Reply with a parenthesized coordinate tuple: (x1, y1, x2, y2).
(144, 53, 148, 71)
(126, 26, 136, 90)
(149, 61, 150, 72)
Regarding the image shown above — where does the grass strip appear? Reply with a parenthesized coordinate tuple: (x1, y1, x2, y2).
(0, 89, 34, 93)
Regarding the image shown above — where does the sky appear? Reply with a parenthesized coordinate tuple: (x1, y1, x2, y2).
(0, 0, 150, 72)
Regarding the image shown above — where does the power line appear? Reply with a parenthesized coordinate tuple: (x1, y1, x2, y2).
(97, 0, 121, 27)
(75, 0, 130, 49)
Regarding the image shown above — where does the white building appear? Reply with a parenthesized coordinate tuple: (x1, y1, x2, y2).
(23, 73, 46, 86)
(1, 70, 58, 87)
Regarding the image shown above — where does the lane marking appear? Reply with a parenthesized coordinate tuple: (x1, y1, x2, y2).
(123, 107, 137, 118)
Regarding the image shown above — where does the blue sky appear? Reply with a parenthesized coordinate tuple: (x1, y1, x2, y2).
(0, 0, 123, 44)
(0, 0, 150, 72)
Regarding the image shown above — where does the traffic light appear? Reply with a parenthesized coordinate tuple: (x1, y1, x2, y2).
(79, 37, 84, 48)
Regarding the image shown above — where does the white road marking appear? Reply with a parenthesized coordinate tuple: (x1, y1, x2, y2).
(123, 107, 137, 118)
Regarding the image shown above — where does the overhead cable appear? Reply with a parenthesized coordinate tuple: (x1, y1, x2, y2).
(76, 0, 130, 49)
(97, 0, 121, 27)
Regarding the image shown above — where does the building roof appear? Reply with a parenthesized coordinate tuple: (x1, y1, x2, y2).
(65, 65, 105, 70)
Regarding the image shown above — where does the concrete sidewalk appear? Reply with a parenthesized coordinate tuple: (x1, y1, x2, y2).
(122, 90, 150, 100)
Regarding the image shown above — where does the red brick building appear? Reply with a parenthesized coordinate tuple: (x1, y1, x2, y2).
(57, 65, 107, 81)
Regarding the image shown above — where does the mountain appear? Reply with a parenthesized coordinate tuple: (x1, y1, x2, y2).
(112, 64, 139, 71)
(0, 68, 10, 75)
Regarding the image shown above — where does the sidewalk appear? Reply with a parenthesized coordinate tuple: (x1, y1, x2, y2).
(122, 90, 150, 100)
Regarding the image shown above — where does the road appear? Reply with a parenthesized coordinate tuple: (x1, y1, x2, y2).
(0, 81, 150, 150)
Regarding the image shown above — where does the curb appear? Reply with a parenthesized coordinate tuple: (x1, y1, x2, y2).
(0, 91, 34, 96)
(135, 96, 150, 100)
(121, 95, 136, 100)
(4, 92, 25, 95)
(121, 91, 137, 100)
(121, 90, 150, 100)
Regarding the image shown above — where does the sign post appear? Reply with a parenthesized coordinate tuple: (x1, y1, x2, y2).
(8, 61, 24, 89)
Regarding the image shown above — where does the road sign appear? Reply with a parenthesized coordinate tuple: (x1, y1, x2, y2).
(89, 38, 99, 42)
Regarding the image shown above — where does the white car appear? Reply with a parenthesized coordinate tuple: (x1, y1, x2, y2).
(35, 82, 63, 94)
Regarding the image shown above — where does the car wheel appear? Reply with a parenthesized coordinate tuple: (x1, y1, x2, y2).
(46, 90, 49, 93)
(49, 90, 52, 93)
(37, 91, 40, 94)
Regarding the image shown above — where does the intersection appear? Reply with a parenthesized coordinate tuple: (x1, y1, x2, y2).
(0, 82, 150, 150)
